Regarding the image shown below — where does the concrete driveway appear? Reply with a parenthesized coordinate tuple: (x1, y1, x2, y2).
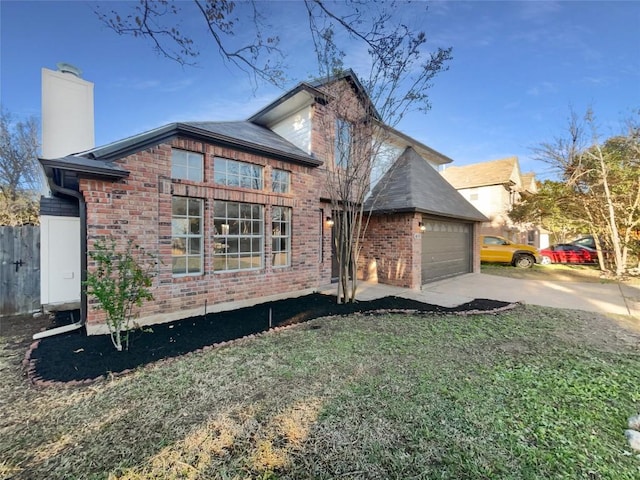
(343, 273, 640, 318)
(424, 273, 640, 318)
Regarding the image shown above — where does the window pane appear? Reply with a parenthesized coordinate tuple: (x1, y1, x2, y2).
(172, 197, 187, 215)
(188, 198, 201, 216)
(172, 165, 187, 180)
(172, 219, 188, 236)
(240, 204, 251, 218)
(214, 171, 226, 185)
(172, 257, 185, 275)
(226, 238, 239, 254)
(172, 238, 186, 255)
(214, 202, 226, 217)
(189, 218, 200, 235)
(187, 257, 201, 274)
(189, 237, 201, 255)
(227, 203, 239, 218)
(239, 238, 252, 253)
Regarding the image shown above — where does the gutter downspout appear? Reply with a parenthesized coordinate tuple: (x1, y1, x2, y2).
(33, 171, 87, 340)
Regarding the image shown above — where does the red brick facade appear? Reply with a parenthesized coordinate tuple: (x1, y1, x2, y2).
(359, 213, 423, 288)
(81, 138, 333, 333)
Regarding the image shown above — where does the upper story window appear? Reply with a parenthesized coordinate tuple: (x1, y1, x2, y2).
(214, 157, 263, 190)
(272, 169, 290, 193)
(172, 149, 203, 182)
(334, 118, 352, 168)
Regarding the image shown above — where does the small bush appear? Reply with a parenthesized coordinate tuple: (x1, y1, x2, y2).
(85, 238, 157, 351)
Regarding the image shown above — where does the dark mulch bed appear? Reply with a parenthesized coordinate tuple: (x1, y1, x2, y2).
(28, 293, 511, 384)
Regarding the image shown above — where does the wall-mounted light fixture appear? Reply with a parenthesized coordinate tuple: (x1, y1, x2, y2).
(418, 222, 426, 233)
(326, 217, 335, 227)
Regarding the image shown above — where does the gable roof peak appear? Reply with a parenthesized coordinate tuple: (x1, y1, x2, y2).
(365, 146, 487, 222)
(441, 156, 523, 189)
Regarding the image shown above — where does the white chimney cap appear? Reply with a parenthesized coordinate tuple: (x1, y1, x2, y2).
(56, 63, 82, 77)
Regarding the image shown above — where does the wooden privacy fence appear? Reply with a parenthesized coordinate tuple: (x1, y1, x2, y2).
(0, 225, 40, 316)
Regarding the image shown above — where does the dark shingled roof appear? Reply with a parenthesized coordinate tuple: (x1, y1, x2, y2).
(40, 155, 129, 179)
(366, 147, 488, 222)
(183, 121, 316, 163)
(41, 121, 320, 179)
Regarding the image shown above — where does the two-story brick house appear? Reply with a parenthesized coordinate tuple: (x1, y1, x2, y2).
(40, 69, 486, 335)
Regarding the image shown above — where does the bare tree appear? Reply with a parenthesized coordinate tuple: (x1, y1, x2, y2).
(0, 109, 40, 199)
(534, 108, 640, 277)
(307, 2, 451, 302)
(95, 0, 285, 88)
(0, 110, 40, 225)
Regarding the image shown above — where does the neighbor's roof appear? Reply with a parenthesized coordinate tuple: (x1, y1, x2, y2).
(441, 156, 520, 189)
(365, 147, 488, 222)
(520, 172, 537, 193)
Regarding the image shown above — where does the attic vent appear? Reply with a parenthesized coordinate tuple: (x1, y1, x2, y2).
(56, 62, 82, 78)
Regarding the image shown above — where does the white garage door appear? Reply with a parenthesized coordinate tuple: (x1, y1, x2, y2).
(421, 220, 472, 283)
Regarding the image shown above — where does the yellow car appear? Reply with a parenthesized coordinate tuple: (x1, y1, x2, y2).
(480, 235, 542, 268)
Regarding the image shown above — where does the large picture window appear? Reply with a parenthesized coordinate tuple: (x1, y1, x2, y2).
(214, 158, 263, 190)
(213, 201, 263, 271)
(172, 197, 203, 275)
(172, 149, 203, 182)
(272, 207, 291, 267)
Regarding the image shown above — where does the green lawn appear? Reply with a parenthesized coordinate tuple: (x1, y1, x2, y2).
(2, 306, 639, 479)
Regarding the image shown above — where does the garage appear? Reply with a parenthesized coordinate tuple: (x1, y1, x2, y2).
(421, 219, 472, 283)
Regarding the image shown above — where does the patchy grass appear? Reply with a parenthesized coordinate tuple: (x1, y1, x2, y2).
(2, 306, 640, 479)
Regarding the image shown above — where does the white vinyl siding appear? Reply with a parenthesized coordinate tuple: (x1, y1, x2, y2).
(271, 106, 312, 154)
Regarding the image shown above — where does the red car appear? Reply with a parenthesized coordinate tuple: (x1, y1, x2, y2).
(540, 244, 597, 265)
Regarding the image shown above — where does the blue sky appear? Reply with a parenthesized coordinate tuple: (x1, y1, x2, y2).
(1, 0, 639, 180)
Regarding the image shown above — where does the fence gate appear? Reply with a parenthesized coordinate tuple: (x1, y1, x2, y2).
(0, 225, 40, 316)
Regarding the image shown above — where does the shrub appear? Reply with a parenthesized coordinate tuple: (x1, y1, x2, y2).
(85, 239, 157, 351)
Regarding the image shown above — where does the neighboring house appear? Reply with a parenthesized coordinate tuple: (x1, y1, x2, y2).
(39, 67, 486, 335)
(441, 157, 547, 248)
